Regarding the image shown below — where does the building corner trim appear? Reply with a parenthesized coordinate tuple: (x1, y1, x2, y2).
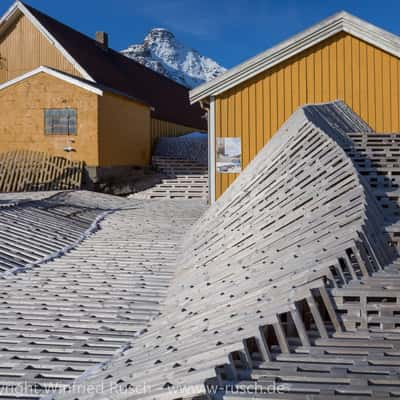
(209, 96, 216, 204)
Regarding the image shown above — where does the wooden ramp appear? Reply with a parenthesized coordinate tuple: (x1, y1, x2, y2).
(53, 101, 400, 400)
(0, 150, 83, 192)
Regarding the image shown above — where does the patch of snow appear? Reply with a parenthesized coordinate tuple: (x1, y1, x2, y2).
(121, 28, 226, 89)
(154, 133, 208, 165)
(181, 132, 207, 139)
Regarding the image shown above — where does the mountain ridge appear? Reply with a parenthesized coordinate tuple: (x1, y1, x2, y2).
(121, 28, 226, 89)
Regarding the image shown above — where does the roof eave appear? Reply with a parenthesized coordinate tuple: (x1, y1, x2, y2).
(0, 65, 151, 107)
(0, 2, 22, 34)
(189, 11, 400, 104)
(0, 66, 103, 95)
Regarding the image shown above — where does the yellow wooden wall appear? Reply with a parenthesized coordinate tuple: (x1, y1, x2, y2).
(0, 14, 81, 83)
(151, 118, 204, 147)
(214, 32, 400, 198)
(0, 72, 99, 165)
(98, 92, 151, 167)
(0, 71, 153, 168)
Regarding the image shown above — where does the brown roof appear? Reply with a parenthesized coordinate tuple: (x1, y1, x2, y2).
(22, 2, 206, 130)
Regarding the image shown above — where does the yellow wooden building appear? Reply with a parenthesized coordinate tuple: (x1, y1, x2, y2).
(0, 1, 206, 183)
(190, 11, 400, 202)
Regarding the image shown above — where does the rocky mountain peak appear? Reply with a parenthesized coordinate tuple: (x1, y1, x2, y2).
(121, 28, 226, 89)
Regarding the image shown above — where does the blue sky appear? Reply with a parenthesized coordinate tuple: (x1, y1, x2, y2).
(2, 0, 400, 68)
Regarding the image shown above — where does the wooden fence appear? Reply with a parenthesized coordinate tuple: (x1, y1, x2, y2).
(0, 150, 84, 192)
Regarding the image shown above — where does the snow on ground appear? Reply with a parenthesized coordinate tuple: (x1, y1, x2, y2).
(154, 132, 208, 165)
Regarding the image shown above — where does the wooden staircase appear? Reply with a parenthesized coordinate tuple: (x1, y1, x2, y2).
(130, 156, 208, 200)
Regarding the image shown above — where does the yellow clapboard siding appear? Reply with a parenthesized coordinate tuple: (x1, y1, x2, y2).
(0, 73, 98, 165)
(314, 49, 322, 103)
(337, 35, 345, 100)
(232, 90, 242, 186)
(352, 36, 361, 115)
(359, 41, 368, 120)
(277, 67, 285, 128)
(256, 79, 264, 151)
(291, 61, 300, 111)
(374, 48, 384, 131)
(367, 44, 376, 128)
(228, 93, 235, 186)
(241, 86, 250, 168)
(344, 35, 353, 108)
(214, 32, 400, 199)
(382, 52, 391, 131)
(263, 76, 271, 142)
(306, 50, 314, 102)
(321, 44, 330, 101)
(270, 73, 278, 135)
(391, 58, 399, 130)
(284, 63, 292, 120)
(248, 82, 257, 162)
(99, 93, 151, 167)
(220, 96, 227, 193)
(299, 57, 307, 105)
(329, 39, 338, 99)
(0, 14, 81, 83)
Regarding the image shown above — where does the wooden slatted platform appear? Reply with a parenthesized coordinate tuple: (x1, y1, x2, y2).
(0, 192, 206, 398)
(52, 101, 400, 400)
(2, 101, 400, 400)
(0, 192, 112, 274)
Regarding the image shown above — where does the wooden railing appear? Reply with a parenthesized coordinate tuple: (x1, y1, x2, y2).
(0, 150, 84, 192)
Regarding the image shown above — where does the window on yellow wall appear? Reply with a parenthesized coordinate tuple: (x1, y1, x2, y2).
(44, 109, 77, 135)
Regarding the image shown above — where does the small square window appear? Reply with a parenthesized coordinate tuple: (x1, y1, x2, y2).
(44, 108, 77, 135)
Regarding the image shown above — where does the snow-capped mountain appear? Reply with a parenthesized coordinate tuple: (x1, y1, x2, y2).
(121, 28, 226, 89)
